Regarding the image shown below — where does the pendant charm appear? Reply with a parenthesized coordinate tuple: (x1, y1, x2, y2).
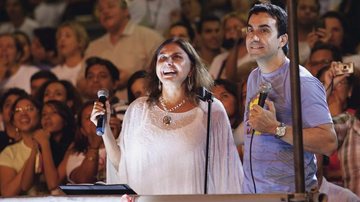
(163, 115, 172, 125)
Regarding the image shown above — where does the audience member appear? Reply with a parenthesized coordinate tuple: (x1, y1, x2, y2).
(0, 0, 39, 39)
(203, 0, 232, 19)
(213, 79, 242, 129)
(305, 42, 342, 76)
(0, 33, 39, 94)
(127, 70, 147, 104)
(321, 11, 355, 55)
(0, 96, 44, 196)
(338, 106, 360, 197)
(33, 0, 67, 27)
(0, 88, 27, 151)
(208, 12, 253, 80)
(66, 101, 107, 184)
(229, 0, 253, 20)
(13, 31, 32, 65)
(316, 154, 360, 202)
(179, 0, 202, 32)
(296, 0, 322, 64)
(83, 0, 164, 100)
(35, 100, 75, 194)
(83, 57, 125, 127)
(36, 80, 82, 115)
(31, 27, 59, 70)
(51, 21, 89, 86)
(30, 70, 58, 98)
(91, 38, 243, 194)
(321, 11, 360, 68)
(318, 62, 358, 187)
(196, 15, 223, 66)
(128, 0, 181, 34)
(166, 21, 195, 44)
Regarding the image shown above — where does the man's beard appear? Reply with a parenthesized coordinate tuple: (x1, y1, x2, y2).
(222, 38, 243, 49)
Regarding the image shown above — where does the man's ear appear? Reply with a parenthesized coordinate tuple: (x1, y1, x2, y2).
(279, 33, 288, 49)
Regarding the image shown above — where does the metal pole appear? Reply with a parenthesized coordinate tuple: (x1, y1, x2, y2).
(287, 0, 306, 195)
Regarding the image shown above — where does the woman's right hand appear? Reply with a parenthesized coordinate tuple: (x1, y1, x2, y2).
(90, 101, 111, 127)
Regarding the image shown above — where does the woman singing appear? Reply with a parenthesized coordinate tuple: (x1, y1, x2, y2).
(91, 38, 243, 195)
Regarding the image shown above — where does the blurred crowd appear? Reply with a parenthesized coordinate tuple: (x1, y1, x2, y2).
(0, 0, 359, 198)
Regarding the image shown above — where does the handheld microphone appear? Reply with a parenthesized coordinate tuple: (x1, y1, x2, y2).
(96, 89, 109, 136)
(257, 82, 272, 107)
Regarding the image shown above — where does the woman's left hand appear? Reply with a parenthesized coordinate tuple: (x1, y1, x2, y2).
(323, 61, 349, 91)
(109, 116, 121, 139)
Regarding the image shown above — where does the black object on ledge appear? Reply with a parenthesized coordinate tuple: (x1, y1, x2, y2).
(59, 184, 137, 195)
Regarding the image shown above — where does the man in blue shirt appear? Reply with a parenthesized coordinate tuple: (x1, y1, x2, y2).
(243, 3, 337, 193)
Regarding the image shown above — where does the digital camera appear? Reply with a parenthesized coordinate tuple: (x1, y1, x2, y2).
(334, 62, 354, 75)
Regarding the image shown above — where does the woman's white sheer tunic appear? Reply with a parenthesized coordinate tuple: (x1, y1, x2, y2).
(104, 97, 243, 195)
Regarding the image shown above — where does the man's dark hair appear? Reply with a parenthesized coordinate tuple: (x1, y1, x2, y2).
(196, 15, 221, 34)
(127, 70, 147, 104)
(170, 21, 196, 42)
(0, 88, 28, 112)
(214, 79, 242, 127)
(247, 3, 288, 55)
(311, 42, 343, 62)
(30, 70, 58, 83)
(85, 57, 120, 82)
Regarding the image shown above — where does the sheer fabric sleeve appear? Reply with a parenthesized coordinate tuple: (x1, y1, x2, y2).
(102, 122, 121, 171)
(106, 98, 146, 184)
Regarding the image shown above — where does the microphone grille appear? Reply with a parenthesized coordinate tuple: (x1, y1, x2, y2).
(259, 82, 272, 94)
(97, 88, 109, 98)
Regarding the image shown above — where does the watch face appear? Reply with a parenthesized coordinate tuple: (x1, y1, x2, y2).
(276, 126, 286, 138)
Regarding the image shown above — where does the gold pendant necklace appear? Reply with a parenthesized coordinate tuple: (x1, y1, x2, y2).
(159, 96, 186, 126)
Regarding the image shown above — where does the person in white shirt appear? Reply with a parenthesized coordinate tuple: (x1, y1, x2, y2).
(127, 0, 181, 35)
(81, 0, 164, 101)
(0, 0, 39, 39)
(51, 21, 89, 86)
(209, 12, 253, 80)
(0, 33, 38, 94)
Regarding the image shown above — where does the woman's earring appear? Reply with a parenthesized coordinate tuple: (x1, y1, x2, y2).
(158, 81, 162, 91)
(15, 128, 20, 137)
(187, 76, 193, 91)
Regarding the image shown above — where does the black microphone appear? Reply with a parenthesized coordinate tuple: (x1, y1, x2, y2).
(257, 82, 272, 107)
(96, 89, 109, 136)
(196, 87, 213, 102)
